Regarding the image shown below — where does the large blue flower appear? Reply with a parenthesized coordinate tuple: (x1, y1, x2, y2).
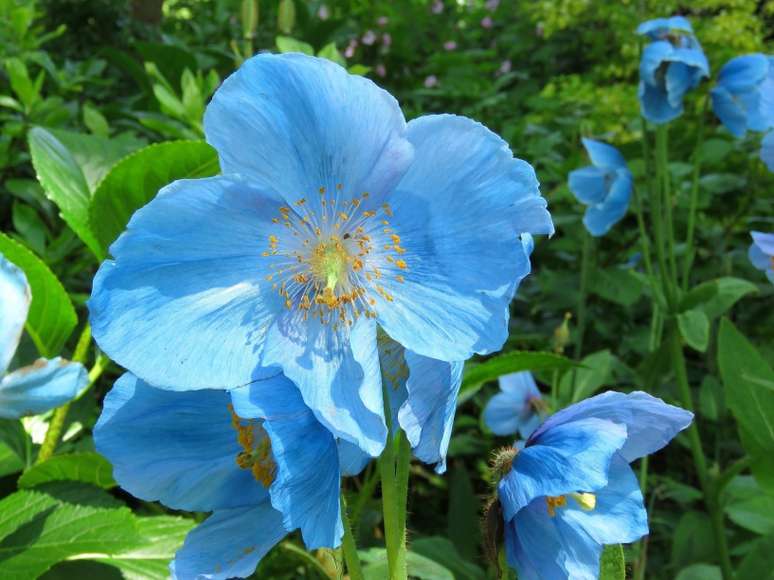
(748, 231, 774, 284)
(637, 16, 709, 124)
(88, 53, 553, 457)
(568, 138, 632, 236)
(711, 54, 774, 137)
(483, 371, 543, 438)
(0, 253, 86, 419)
(94, 372, 350, 578)
(497, 391, 692, 580)
(761, 131, 774, 172)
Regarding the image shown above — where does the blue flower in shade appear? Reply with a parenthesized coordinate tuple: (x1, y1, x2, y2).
(568, 138, 632, 236)
(761, 131, 774, 172)
(496, 391, 692, 580)
(94, 372, 354, 579)
(711, 54, 774, 137)
(88, 53, 553, 458)
(0, 253, 86, 419)
(637, 16, 709, 124)
(483, 371, 543, 438)
(748, 231, 774, 284)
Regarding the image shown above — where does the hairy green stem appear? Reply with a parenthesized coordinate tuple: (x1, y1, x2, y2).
(682, 95, 709, 290)
(341, 495, 364, 580)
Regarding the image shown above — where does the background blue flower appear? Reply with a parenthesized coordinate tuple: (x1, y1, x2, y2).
(568, 138, 633, 236)
(762, 131, 774, 171)
(0, 253, 86, 418)
(88, 53, 553, 459)
(482, 371, 543, 438)
(637, 16, 709, 124)
(711, 54, 774, 137)
(748, 231, 774, 283)
(497, 391, 692, 579)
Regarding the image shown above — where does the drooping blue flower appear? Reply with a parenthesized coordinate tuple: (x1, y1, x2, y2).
(94, 372, 349, 578)
(483, 371, 543, 438)
(568, 138, 633, 236)
(0, 253, 86, 419)
(761, 131, 774, 171)
(497, 391, 692, 580)
(637, 16, 709, 124)
(711, 54, 774, 137)
(748, 231, 774, 284)
(88, 53, 553, 458)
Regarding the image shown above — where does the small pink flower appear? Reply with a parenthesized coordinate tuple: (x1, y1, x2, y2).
(497, 59, 512, 76)
(424, 75, 439, 88)
(431, 0, 443, 14)
(481, 16, 493, 29)
(375, 64, 386, 77)
(443, 40, 457, 51)
(317, 4, 330, 20)
(382, 33, 392, 47)
(362, 30, 377, 46)
(344, 39, 358, 59)
(485, 0, 500, 10)
(377, 16, 389, 27)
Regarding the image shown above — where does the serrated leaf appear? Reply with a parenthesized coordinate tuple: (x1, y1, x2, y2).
(599, 544, 625, 579)
(19, 452, 116, 489)
(677, 309, 709, 352)
(88, 140, 219, 251)
(0, 420, 31, 467)
(0, 233, 77, 357)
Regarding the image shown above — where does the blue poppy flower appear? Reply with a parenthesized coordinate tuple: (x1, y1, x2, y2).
(637, 16, 709, 124)
(483, 371, 543, 438)
(0, 253, 86, 419)
(762, 131, 774, 172)
(711, 54, 774, 137)
(88, 53, 553, 458)
(94, 372, 349, 578)
(568, 138, 633, 236)
(748, 231, 774, 284)
(497, 391, 692, 580)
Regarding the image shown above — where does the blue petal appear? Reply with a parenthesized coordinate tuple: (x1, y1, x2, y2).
(0, 254, 30, 375)
(717, 53, 768, 93)
(639, 41, 672, 86)
(88, 175, 286, 391)
(499, 371, 540, 398)
(711, 85, 747, 137)
(230, 376, 343, 550)
(762, 132, 774, 172)
(530, 390, 693, 463)
(204, 53, 413, 209)
(568, 166, 608, 205)
(639, 80, 682, 125)
(0, 358, 86, 419)
(506, 496, 602, 580)
(580, 138, 626, 170)
(484, 372, 542, 438)
(375, 114, 552, 362)
(338, 438, 371, 476)
(261, 315, 386, 458)
(94, 374, 266, 511)
(171, 503, 288, 580)
(751, 231, 774, 257)
(397, 349, 464, 474)
(498, 417, 627, 522)
(583, 170, 632, 237)
(748, 240, 770, 271)
(665, 61, 696, 108)
(637, 16, 693, 38)
(559, 455, 648, 545)
(750, 231, 774, 283)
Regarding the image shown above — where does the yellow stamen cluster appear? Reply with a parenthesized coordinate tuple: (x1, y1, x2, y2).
(262, 186, 408, 328)
(228, 404, 276, 487)
(545, 492, 597, 517)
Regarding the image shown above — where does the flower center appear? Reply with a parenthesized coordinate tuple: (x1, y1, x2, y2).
(545, 492, 596, 517)
(262, 185, 408, 328)
(228, 404, 276, 487)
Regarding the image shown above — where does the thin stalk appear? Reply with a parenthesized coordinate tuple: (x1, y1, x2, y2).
(669, 330, 733, 579)
(647, 127, 676, 310)
(656, 125, 679, 286)
(341, 495, 365, 580)
(36, 324, 92, 464)
(631, 186, 656, 284)
(682, 95, 709, 290)
(279, 542, 333, 579)
(633, 456, 650, 580)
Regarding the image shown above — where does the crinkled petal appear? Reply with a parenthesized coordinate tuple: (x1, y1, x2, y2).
(762, 132, 774, 172)
(230, 375, 343, 549)
(376, 114, 552, 362)
(397, 349, 464, 474)
(498, 417, 627, 522)
(0, 358, 85, 419)
(204, 53, 413, 209)
(717, 53, 768, 93)
(171, 503, 288, 580)
(639, 81, 682, 125)
(580, 138, 626, 169)
(0, 254, 30, 375)
(261, 315, 386, 457)
(559, 455, 648, 545)
(568, 166, 608, 205)
(711, 85, 748, 137)
(88, 175, 286, 391)
(94, 374, 266, 511)
(639, 41, 672, 86)
(583, 170, 632, 237)
(530, 390, 693, 463)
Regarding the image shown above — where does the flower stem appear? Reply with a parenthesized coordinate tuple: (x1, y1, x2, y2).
(36, 324, 92, 465)
(341, 495, 364, 580)
(682, 95, 709, 290)
(655, 125, 679, 286)
(573, 232, 594, 361)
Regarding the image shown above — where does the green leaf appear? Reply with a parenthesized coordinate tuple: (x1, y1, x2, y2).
(677, 309, 710, 352)
(89, 140, 219, 251)
(0, 233, 77, 357)
(4, 58, 39, 110)
(317, 42, 346, 66)
(70, 516, 195, 580)
(459, 351, 576, 401)
(0, 420, 31, 467)
(699, 375, 723, 421)
(738, 534, 774, 580)
(276, 0, 296, 34)
(681, 277, 757, 319)
(560, 349, 616, 403)
(360, 548, 454, 580)
(599, 544, 625, 580)
(82, 104, 110, 138)
(675, 564, 722, 580)
(411, 537, 485, 580)
(19, 452, 116, 490)
(276, 35, 314, 55)
(446, 465, 479, 561)
(718, 319, 774, 458)
(589, 268, 644, 306)
(723, 475, 774, 535)
(671, 511, 716, 568)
